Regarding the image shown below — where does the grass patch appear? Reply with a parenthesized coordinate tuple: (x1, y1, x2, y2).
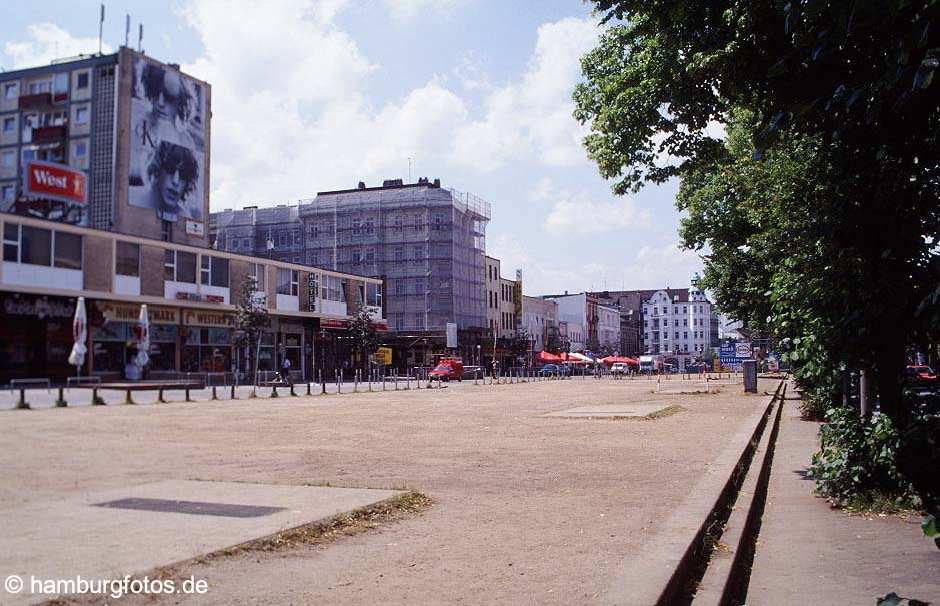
(202, 490, 432, 559)
(644, 404, 686, 419)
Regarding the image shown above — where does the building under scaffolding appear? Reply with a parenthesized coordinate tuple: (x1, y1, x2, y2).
(211, 178, 492, 367)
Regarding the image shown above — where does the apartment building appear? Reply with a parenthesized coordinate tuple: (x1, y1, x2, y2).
(0, 47, 211, 247)
(210, 205, 303, 264)
(212, 178, 491, 366)
(0, 214, 383, 384)
(522, 295, 557, 353)
(640, 279, 715, 369)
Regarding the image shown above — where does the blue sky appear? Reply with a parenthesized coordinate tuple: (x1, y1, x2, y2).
(1, 0, 704, 295)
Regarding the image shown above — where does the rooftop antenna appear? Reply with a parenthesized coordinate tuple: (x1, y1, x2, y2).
(98, 4, 105, 55)
(124, 14, 130, 47)
(138, 24, 144, 53)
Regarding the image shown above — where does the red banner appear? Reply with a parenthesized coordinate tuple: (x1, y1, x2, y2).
(25, 161, 87, 205)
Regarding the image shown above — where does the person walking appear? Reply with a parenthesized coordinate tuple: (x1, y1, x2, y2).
(281, 356, 292, 385)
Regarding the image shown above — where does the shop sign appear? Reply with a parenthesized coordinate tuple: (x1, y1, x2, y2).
(183, 309, 235, 327)
(320, 318, 346, 329)
(2, 294, 74, 319)
(185, 220, 205, 236)
(96, 301, 179, 324)
(374, 346, 392, 365)
(175, 292, 224, 303)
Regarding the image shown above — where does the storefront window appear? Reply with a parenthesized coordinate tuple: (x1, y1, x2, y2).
(182, 327, 232, 373)
(91, 322, 130, 373)
(148, 324, 178, 371)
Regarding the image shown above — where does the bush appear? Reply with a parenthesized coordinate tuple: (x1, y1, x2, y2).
(810, 406, 921, 510)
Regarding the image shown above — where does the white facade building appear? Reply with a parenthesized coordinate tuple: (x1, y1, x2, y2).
(522, 295, 557, 352)
(597, 304, 620, 352)
(642, 281, 714, 367)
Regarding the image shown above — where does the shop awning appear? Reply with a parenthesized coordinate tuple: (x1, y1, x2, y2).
(601, 356, 639, 366)
(537, 351, 563, 363)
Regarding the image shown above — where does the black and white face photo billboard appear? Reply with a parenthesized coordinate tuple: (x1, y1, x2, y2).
(127, 56, 207, 224)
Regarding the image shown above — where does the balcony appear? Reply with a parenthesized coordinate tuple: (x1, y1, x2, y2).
(18, 93, 52, 110)
(31, 125, 67, 145)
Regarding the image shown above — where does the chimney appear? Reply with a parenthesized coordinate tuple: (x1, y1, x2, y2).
(433, 178, 441, 187)
(357, 181, 366, 189)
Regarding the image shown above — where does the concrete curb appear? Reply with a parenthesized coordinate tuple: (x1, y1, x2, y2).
(602, 380, 786, 606)
(692, 382, 787, 604)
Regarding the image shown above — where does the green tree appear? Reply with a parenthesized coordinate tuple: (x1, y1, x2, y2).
(346, 307, 379, 371)
(235, 276, 269, 386)
(574, 1, 940, 517)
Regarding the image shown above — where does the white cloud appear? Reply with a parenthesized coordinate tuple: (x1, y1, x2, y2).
(519, 241, 703, 297)
(543, 191, 651, 235)
(382, 0, 459, 22)
(488, 233, 530, 276)
(451, 17, 599, 171)
(3, 23, 112, 69)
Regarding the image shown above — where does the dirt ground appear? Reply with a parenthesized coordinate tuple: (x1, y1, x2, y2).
(0, 377, 775, 605)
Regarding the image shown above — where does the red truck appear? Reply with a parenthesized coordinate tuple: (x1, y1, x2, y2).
(429, 358, 465, 382)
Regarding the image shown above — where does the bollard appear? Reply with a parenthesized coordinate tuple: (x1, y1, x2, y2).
(406, 373, 411, 390)
(307, 381, 312, 396)
(231, 383, 236, 399)
(158, 388, 166, 403)
(92, 387, 104, 405)
(56, 387, 67, 407)
(125, 388, 135, 405)
(382, 371, 386, 391)
(320, 370, 326, 395)
(394, 372, 398, 390)
(185, 387, 192, 402)
(271, 383, 279, 397)
(16, 388, 29, 410)
(354, 370, 359, 393)
(212, 385, 218, 400)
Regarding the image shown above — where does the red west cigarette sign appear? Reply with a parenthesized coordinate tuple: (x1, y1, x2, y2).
(24, 161, 87, 205)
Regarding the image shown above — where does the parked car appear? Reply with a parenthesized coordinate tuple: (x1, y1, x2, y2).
(609, 362, 631, 375)
(905, 365, 938, 389)
(429, 358, 465, 382)
(539, 363, 569, 376)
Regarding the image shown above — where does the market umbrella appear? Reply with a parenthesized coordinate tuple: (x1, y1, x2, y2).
(135, 304, 150, 368)
(538, 350, 562, 363)
(67, 296, 87, 377)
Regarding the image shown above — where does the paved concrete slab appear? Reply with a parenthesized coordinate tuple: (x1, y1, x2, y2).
(542, 403, 673, 418)
(1, 480, 401, 605)
(747, 394, 940, 604)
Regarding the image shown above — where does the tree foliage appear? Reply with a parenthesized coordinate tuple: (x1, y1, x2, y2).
(346, 307, 379, 369)
(575, 1, 940, 515)
(235, 277, 269, 383)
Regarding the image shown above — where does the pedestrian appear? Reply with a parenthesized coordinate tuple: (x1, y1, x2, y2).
(281, 356, 292, 385)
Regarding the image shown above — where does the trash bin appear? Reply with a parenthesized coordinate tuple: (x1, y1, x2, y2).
(743, 359, 758, 393)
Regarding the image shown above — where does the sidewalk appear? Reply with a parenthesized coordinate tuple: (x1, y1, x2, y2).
(747, 392, 940, 604)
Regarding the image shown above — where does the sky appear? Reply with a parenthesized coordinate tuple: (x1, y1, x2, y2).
(0, 0, 704, 296)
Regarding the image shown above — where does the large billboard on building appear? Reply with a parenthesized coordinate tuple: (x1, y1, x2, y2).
(10, 161, 89, 225)
(127, 55, 208, 227)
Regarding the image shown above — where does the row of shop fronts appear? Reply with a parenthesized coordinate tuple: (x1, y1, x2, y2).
(0, 291, 361, 384)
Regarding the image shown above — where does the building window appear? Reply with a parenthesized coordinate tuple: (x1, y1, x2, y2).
(76, 71, 90, 90)
(53, 72, 69, 95)
(165, 250, 196, 283)
(28, 80, 50, 94)
(322, 275, 344, 301)
(74, 141, 88, 157)
(164, 250, 175, 280)
(1, 151, 14, 168)
(201, 255, 229, 287)
(366, 282, 382, 307)
(75, 106, 89, 125)
(3, 223, 19, 261)
(161, 220, 172, 242)
(3, 82, 19, 100)
(242, 238, 251, 249)
(20, 225, 52, 266)
(2, 117, 14, 133)
(1, 184, 13, 202)
(116, 241, 140, 276)
(249, 262, 266, 291)
(54, 231, 82, 269)
(276, 268, 298, 296)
